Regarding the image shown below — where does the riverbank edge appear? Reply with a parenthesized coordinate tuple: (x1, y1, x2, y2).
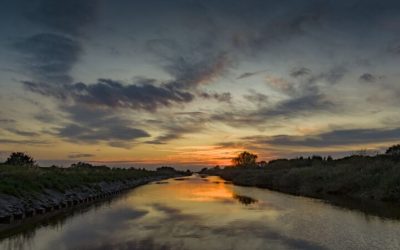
(0, 174, 179, 234)
(205, 173, 400, 219)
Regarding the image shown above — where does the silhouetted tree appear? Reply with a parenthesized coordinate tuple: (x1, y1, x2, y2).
(232, 151, 258, 167)
(386, 144, 400, 156)
(5, 152, 35, 167)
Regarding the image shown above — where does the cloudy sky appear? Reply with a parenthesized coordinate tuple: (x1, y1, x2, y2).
(1, 0, 400, 168)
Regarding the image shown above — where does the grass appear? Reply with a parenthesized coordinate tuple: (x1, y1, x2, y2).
(202, 155, 400, 202)
(0, 163, 182, 198)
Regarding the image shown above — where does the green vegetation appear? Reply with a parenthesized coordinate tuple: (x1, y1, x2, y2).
(202, 146, 400, 203)
(0, 153, 184, 198)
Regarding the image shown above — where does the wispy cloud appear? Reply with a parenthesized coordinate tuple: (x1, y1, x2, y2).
(67, 153, 95, 159)
(237, 70, 267, 79)
(243, 127, 400, 148)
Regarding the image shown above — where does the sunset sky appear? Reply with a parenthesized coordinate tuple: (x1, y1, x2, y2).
(1, 0, 400, 168)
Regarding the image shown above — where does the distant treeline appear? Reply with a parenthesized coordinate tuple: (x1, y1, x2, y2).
(201, 144, 400, 203)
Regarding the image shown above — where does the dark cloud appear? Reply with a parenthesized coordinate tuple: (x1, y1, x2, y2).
(0, 119, 15, 123)
(58, 124, 149, 143)
(213, 93, 334, 129)
(388, 44, 400, 55)
(237, 72, 258, 79)
(0, 139, 49, 145)
(212, 111, 269, 129)
(146, 38, 232, 90)
(14, 33, 82, 84)
(243, 90, 269, 107)
(13, 0, 97, 84)
(359, 73, 377, 83)
(23, 78, 196, 112)
(6, 128, 40, 137)
(255, 66, 344, 121)
(55, 105, 150, 148)
(146, 134, 181, 145)
(290, 67, 311, 78)
(164, 52, 230, 89)
(147, 112, 208, 144)
(23, 34, 231, 112)
(34, 112, 60, 123)
(214, 72, 335, 128)
(26, 0, 97, 36)
(237, 70, 266, 79)
(313, 66, 347, 85)
(67, 153, 95, 159)
(23, 49, 231, 111)
(262, 93, 333, 117)
(69, 79, 195, 112)
(229, 1, 324, 54)
(198, 91, 232, 103)
(266, 66, 345, 99)
(243, 127, 400, 148)
(22, 80, 67, 99)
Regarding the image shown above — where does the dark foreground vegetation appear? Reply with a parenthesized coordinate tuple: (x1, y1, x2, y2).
(201, 145, 400, 203)
(0, 154, 187, 198)
(0, 152, 188, 226)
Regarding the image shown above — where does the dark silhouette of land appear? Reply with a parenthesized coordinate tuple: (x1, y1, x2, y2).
(201, 145, 400, 204)
(0, 152, 188, 231)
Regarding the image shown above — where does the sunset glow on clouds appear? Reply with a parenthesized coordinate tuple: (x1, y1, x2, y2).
(1, 0, 400, 168)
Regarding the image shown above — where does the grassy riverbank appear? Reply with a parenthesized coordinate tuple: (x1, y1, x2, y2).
(0, 163, 185, 198)
(0, 159, 189, 236)
(201, 154, 400, 203)
(0, 157, 189, 228)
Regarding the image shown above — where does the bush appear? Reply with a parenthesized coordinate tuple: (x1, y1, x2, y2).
(232, 151, 258, 167)
(5, 152, 36, 167)
(386, 144, 400, 156)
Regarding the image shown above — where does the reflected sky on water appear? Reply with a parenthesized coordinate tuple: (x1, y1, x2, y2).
(1, 175, 400, 250)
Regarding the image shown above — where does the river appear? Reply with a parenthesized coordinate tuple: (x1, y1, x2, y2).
(1, 175, 400, 250)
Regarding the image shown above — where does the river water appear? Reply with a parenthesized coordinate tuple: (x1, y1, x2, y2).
(1, 175, 400, 250)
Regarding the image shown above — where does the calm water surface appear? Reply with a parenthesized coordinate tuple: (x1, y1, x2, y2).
(1, 175, 400, 250)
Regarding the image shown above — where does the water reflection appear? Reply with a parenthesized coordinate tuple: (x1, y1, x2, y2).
(154, 181, 169, 184)
(233, 194, 258, 205)
(1, 175, 400, 250)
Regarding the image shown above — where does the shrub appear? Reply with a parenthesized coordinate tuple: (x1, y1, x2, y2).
(5, 152, 35, 167)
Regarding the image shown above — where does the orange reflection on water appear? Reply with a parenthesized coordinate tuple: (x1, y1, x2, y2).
(163, 177, 234, 202)
(187, 183, 233, 202)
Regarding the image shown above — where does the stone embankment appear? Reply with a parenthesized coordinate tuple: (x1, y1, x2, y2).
(0, 176, 167, 225)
